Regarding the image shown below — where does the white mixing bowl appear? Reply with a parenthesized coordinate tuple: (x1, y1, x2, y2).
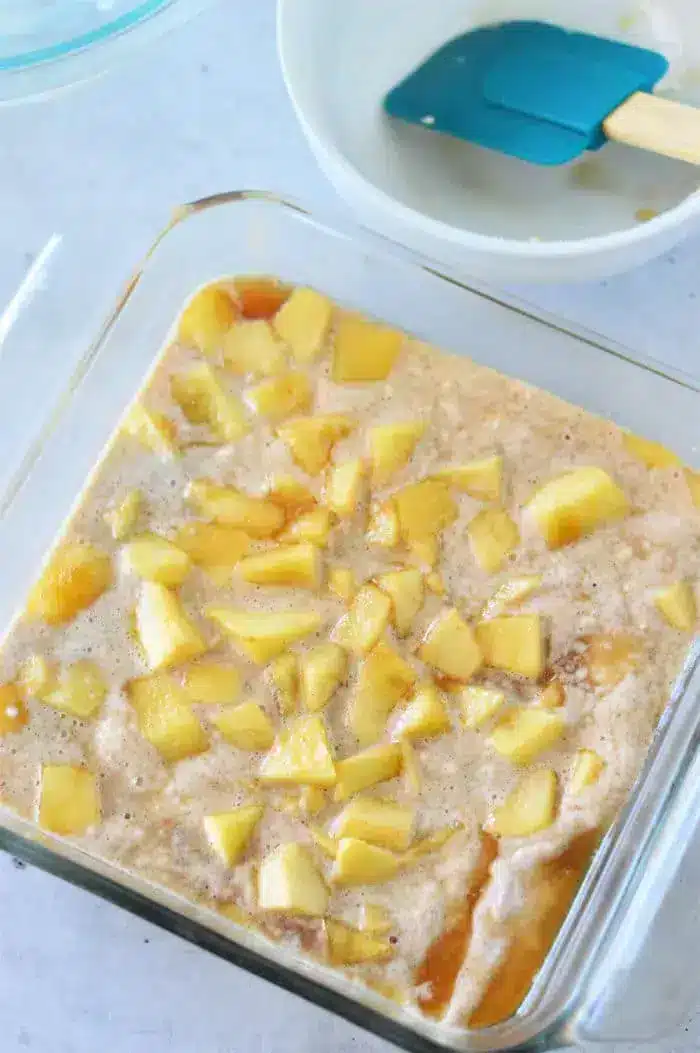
(277, 0, 700, 282)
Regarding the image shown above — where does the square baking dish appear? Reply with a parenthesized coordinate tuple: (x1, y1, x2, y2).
(1, 191, 700, 1053)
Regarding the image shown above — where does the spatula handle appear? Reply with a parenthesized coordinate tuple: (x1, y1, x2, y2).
(604, 91, 700, 165)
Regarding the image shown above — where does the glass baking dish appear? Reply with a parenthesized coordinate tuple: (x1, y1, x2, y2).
(1, 190, 700, 1052)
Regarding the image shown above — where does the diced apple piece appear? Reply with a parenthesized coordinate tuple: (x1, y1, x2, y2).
(366, 502, 400, 548)
(325, 919, 393, 965)
(405, 536, 440, 570)
(349, 642, 417, 747)
(654, 581, 697, 631)
(491, 769, 557, 838)
(377, 569, 424, 637)
(300, 643, 347, 712)
(536, 679, 566, 709)
(174, 522, 250, 573)
(394, 480, 458, 545)
(526, 467, 628, 549)
(17, 655, 57, 700)
(222, 320, 286, 377)
(26, 542, 112, 627)
(234, 277, 290, 319)
(622, 432, 682, 469)
(247, 372, 313, 421)
(259, 715, 336, 786)
(331, 838, 399, 885)
(419, 608, 482, 681)
(333, 798, 415, 852)
(685, 469, 700, 509)
(104, 488, 143, 541)
(328, 566, 356, 604)
(369, 421, 425, 486)
(43, 660, 107, 720)
(273, 287, 333, 364)
(475, 614, 545, 679)
(207, 607, 321, 664)
(467, 509, 520, 574)
(127, 674, 209, 762)
(403, 825, 462, 864)
(122, 534, 192, 587)
(334, 744, 403, 802)
(183, 663, 241, 704)
(310, 826, 338, 859)
(481, 575, 541, 618)
(267, 476, 317, 519)
(300, 786, 326, 816)
(569, 751, 605, 796)
(434, 455, 503, 502)
(238, 543, 320, 590)
(136, 582, 207, 671)
(460, 686, 506, 730)
(266, 653, 299, 716)
(282, 507, 333, 546)
(334, 585, 391, 656)
(424, 572, 446, 596)
(259, 843, 328, 916)
(400, 739, 422, 792)
(172, 365, 249, 443)
(0, 683, 28, 735)
(361, 903, 393, 935)
(584, 632, 643, 690)
(326, 459, 365, 518)
(391, 682, 451, 742)
(203, 804, 263, 866)
(186, 480, 285, 538)
(39, 765, 100, 836)
(332, 315, 402, 383)
(122, 403, 178, 458)
(212, 701, 275, 751)
(490, 707, 565, 765)
(178, 285, 237, 355)
(277, 415, 355, 476)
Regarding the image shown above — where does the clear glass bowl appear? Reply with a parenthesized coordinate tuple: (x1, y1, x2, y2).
(0, 0, 212, 102)
(1, 191, 700, 1052)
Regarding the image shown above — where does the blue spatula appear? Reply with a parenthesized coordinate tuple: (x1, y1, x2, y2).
(384, 21, 700, 167)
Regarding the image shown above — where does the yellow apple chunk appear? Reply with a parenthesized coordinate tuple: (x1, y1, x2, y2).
(349, 642, 417, 746)
(491, 769, 557, 838)
(570, 749, 605, 794)
(584, 632, 643, 690)
(0, 683, 28, 735)
(360, 903, 393, 934)
(334, 585, 391, 655)
(282, 507, 333, 546)
(277, 415, 355, 476)
(178, 284, 237, 355)
(26, 542, 112, 626)
(391, 682, 451, 742)
(136, 582, 207, 671)
(122, 403, 178, 458)
(331, 838, 399, 885)
(460, 686, 506, 730)
(171, 363, 249, 442)
(43, 660, 107, 720)
(266, 653, 299, 716)
(622, 432, 682, 469)
(182, 663, 241, 704)
(206, 607, 321, 663)
(536, 679, 566, 709)
(327, 566, 356, 604)
(212, 701, 275, 751)
(332, 798, 415, 852)
(222, 319, 286, 377)
(419, 608, 482, 681)
(104, 488, 143, 541)
(475, 614, 545, 679)
(17, 655, 56, 700)
(259, 714, 336, 786)
(258, 843, 328, 916)
(334, 744, 402, 802)
(481, 575, 541, 618)
(238, 543, 320, 590)
(369, 421, 425, 486)
(310, 826, 338, 859)
(203, 804, 263, 866)
(272, 287, 333, 363)
(332, 315, 402, 383)
(654, 581, 697, 631)
(393, 479, 457, 545)
(174, 522, 250, 574)
(300, 643, 347, 712)
(467, 508, 520, 573)
(39, 765, 100, 836)
(434, 455, 503, 502)
(526, 467, 628, 549)
(186, 480, 285, 538)
(266, 476, 317, 519)
(377, 569, 424, 637)
(403, 825, 462, 864)
(325, 920, 393, 965)
(326, 459, 365, 518)
(300, 786, 326, 816)
(122, 534, 191, 587)
(127, 674, 209, 762)
(489, 707, 565, 764)
(246, 371, 313, 421)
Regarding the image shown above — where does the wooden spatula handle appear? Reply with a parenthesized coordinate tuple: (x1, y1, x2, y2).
(604, 92, 700, 165)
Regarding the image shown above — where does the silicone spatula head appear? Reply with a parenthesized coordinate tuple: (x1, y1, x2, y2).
(384, 21, 669, 165)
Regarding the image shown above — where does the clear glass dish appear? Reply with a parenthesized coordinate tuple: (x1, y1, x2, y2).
(1, 190, 700, 1052)
(0, 0, 213, 103)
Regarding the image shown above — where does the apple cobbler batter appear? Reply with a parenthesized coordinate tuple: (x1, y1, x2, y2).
(0, 277, 698, 1030)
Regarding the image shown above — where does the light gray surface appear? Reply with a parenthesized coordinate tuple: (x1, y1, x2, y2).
(0, 4, 699, 1051)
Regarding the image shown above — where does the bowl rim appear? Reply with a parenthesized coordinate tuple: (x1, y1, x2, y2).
(277, 0, 700, 261)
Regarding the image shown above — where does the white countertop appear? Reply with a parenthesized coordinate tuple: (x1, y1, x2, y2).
(1, 4, 700, 1051)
